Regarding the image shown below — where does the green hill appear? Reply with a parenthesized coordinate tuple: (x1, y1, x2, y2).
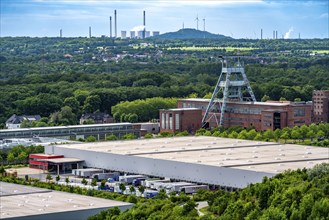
(154, 28, 232, 39)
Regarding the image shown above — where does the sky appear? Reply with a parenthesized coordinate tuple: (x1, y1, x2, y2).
(0, 0, 328, 39)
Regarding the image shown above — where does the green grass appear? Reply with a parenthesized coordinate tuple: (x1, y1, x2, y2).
(166, 46, 257, 51)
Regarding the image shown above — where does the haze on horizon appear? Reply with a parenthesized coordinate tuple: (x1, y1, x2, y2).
(1, 0, 328, 39)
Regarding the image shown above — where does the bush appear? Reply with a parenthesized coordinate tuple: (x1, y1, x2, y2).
(144, 133, 153, 139)
(106, 134, 117, 141)
(175, 130, 189, 137)
(123, 133, 136, 140)
(86, 136, 97, 142)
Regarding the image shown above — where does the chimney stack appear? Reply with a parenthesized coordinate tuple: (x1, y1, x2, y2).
(110, 16, 112, 38)
(143, 11, 146, 39)
(89, 26, 91, 38)
(60, 29, 62, 38)
(114, 10, 117, 38)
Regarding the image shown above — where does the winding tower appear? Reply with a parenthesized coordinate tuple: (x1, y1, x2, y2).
(202, 57, 256, 127)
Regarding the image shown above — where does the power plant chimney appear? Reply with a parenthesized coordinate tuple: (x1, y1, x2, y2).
(109, 16, 112, 38)
(60, 29, 62, 38)
(114, 10, 117, 38)
(89, 26, 91, 38)
(275, 31, 278, 39)
(261, 28, 263, 40)
(143, 10, 146, 39)
(273, 30, 275, 39)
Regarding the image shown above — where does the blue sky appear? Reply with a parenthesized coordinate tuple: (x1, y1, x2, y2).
(1, 0, 328, 39)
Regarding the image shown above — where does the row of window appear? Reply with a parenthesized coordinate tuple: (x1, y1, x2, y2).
(161, 113, 180, 130)
(0, 125, 132, 138)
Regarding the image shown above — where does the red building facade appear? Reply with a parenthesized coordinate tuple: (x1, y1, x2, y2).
(312, 90, 329, 123)
(159, 108, 202, 133)
(175, 98, 312, 131)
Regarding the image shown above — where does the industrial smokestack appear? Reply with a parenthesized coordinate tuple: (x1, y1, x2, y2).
(275, 31, 278, 39)
(273, 30, 275, 39)
(261, 28, 263, 40)
(89, 26, 91, 38)
(143, 10, 146, 26)
(110, 16, 112, 38)
(114, 10, 117, 38)
(143, 10, 146, 39)
(60, 29, 62, 38)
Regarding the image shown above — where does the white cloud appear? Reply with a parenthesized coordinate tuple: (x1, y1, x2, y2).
(319, 13, 328, 19)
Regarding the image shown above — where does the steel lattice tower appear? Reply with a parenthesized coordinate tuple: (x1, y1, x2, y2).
(202, 57, 256, 127)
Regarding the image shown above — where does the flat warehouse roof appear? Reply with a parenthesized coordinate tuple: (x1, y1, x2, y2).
(55, 136, 329, 174)
(0, 182, 132, 219)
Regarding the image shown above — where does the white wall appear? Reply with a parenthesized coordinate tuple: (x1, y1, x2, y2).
(47, 146, 274, 188)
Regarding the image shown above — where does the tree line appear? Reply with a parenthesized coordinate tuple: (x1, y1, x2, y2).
(196, 123, 329, 147)
(0, 145, 44, 165)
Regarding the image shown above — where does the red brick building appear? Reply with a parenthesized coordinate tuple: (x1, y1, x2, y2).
(312, 90, 329, 123)
(173, 98, 312, 131)
(159, 108, 202, 133)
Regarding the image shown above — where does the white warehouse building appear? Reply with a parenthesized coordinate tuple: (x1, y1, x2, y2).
(45, 136, 329, 188)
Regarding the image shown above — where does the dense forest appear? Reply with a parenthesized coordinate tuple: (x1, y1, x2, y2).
(0, 37, 328, 128)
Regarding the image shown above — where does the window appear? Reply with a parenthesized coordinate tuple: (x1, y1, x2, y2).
(169, 113, 173, 129)
(165, 113, 169, 129)
(294, 108, 305, 117)
(161, 113, 165, 129)
(175, 114, 180, 130)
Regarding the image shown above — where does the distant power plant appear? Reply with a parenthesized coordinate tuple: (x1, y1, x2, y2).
(108, 9, 159, 39)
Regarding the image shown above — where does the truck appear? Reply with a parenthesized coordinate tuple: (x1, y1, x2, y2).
(132, 177, 146, 186)
(144, 190, 159, 198)
(180, 185, 209, 194)
(142, 178, 170, 189)
(72, 168, 103, 178)
(119, 175, 145, 184)
(165, 182, 195, 193)
(92, 172, 120, 181)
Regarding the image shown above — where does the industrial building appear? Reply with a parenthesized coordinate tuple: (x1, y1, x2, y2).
(0, 182, 132, 220)
(160, 58, 312, 132)
(29, 153, 84, 174)
(175, 98, 312, 131)
(44, 136, 328, 189)
(313, 90, 329, 123)
(0, 123, 139, 140)
(160, 108, 202, 133)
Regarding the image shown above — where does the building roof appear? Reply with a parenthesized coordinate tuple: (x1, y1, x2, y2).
(180, 98, 297, 107)
(40, 157, 84, 164)
(80, 112, 112, 120)
(162, 108, 201, 111)
(54, 136, 329, 174)
(6, 114, 41, 124)
(0, 182, 132, 219)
